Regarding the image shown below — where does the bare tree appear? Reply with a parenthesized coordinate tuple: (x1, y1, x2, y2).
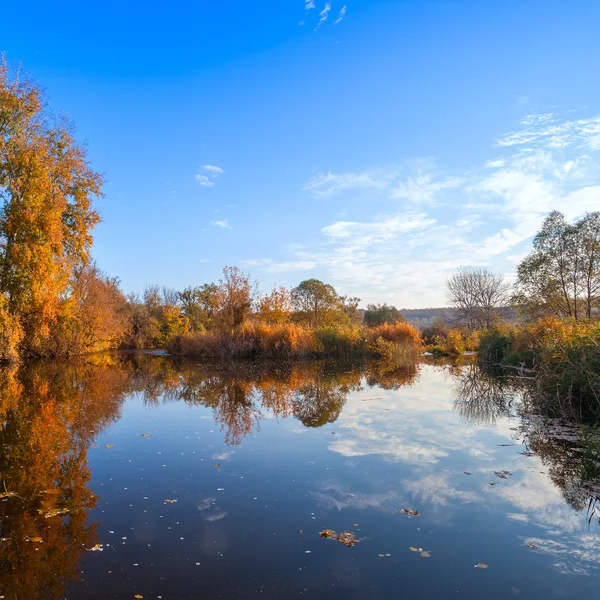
(446, 266, 511, 329)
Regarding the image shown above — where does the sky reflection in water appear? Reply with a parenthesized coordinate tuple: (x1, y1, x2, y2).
(0, 355, 598, 599)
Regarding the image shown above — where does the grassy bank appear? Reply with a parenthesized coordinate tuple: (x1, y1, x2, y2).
(167, 321, 422, 361)
(478, 319, 600, 422)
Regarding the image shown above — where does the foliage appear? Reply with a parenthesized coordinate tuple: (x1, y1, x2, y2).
(363, 303, 405, 327)
(0, 293, 23, 362)
(257, 286, 293, 324)
(215, 266, 257, 331)
(0, 58, 102, 355)
(514, 211, 600, 321)
(479, 319, 600, 422)
(292, 279, 344, 327)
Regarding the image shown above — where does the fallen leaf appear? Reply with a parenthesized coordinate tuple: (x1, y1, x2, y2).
(409, 547, 421, 552)
(135, 596, 143, 599)
(213, 464, 221, 468)
(105, 444, 114, 449)
(397, 508, 419, 517)
(319, 529, 358, 547)
(139, 433, 152, 437)
(475, 563, 488, 569)
(527, 543, 538, 549)
(420, 551, 431, 558)
(164, 499, 177, 504)
(28, 537, 43, 543)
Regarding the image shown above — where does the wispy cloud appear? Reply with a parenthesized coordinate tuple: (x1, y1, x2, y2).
(202, 164, 225, 176)
(316, 2, 331, 29)
(211, 220, 231, 229)
(390, 174, 463, 204)
(304, 168, 396, 196)
(196, 164, 225, 187)
(257, 110, 600, 306)
(196, 175, 214, 188)
(334, 5, 347, 25)
(305, 0, 316, 9)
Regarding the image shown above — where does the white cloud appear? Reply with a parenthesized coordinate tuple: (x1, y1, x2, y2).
(304, 168, 396, 196)
(196, 174, 215, 187)
(196, 164, 225, 188)
(390, 174, 463, 204)
(202, 164, 225, 176)
(211, 220, 231, 229)
(316, 1, 331, 29)
(305, 0, 316, 9)
(322, 213, 435, 244)
(335, 5, 347, 25)
(496, 114, 600, 150)
(254, 111, 600, 306)
(243, 258, 316, 272)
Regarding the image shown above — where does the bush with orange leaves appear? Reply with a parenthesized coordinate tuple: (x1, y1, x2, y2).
(169, 320, 423, 360)
(479, 318, 600, 422)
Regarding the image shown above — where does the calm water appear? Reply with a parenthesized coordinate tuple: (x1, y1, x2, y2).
(0, 354, 599, 599)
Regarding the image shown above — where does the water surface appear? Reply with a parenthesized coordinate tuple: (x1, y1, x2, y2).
(0, 355, 598, 599)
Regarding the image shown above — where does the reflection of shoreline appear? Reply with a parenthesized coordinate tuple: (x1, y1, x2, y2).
(450, 362, 600, 525)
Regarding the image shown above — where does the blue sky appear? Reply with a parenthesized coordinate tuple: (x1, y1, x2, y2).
(3, 0, 600, 307)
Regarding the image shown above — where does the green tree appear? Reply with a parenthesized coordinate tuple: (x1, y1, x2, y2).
(514, 211, 600, 320)
(292, 279, 341, 327)
(363, 303, 404, 327)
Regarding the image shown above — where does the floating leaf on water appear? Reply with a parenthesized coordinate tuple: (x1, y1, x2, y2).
(494, 471, 512, 479)
(139, 433, 152, 437)
(38, 507, 69, 518)
(420, 551, 430, 558)
(488, 482, 497, 486)
(409, 547, 421, 552)
(527, 543, 538, 549)
(319, 529, 359, 547)
(464, 472, 472, 475)
(213, 464, 221, 468)
(397, 508, 419, 517)
(475, 563, 488, 569)
(135, 596, 143, 599)
(105, 444, 114, 449)
(27, 537, 43, 543)
(164, 499, 177, 504)
(87, 544, 103, 552)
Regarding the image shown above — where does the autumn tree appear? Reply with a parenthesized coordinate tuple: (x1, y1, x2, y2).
(363, 303, 404, 327)
(0, 57, 102, 356)
(179, 283, 219, 332)
(292, 279, 341, 327)
(447, 266, 510, 329)
(216, 266, 257, 330)
(339, 295, 361, 323)
(258, 286, 293, 324)
(49, 265, 128, 355)
(514, 211, 600, 320)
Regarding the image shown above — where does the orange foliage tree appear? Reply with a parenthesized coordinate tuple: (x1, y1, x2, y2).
(0, 57, 103, 357)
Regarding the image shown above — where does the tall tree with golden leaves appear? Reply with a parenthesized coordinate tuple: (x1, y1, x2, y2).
(0, 57, 102, 356)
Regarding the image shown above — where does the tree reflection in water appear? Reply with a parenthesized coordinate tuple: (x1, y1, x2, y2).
(450, 361, 600, 523)
(0, 356, 131, 600)
(0, 353, 419, 598)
